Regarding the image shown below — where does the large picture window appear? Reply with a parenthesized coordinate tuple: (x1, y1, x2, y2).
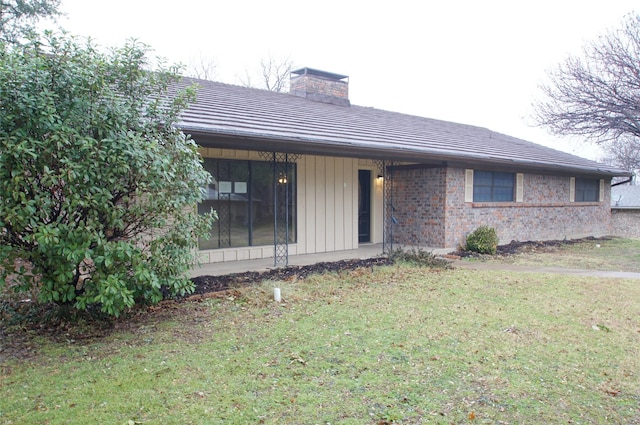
(198, 158, 296, 249)
(575, 178, 599, 202)
(473, 171, 515, 202)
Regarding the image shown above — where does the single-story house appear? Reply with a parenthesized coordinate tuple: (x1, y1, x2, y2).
(611, 184, 640, 237)
(176, 67, 630, 265)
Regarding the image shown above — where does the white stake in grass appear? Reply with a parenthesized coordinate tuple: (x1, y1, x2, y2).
(274, 288, 282, 303)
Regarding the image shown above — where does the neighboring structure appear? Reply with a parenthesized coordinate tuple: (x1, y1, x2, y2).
(176, 68, 630, 265)
(611, 184, 640, 237)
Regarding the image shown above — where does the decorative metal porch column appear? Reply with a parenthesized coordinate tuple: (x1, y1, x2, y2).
(260, 152, 298, 267)
(375, 160, 396, 253)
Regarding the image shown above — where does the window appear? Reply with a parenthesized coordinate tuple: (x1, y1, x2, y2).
(198, 158, 296, 249)
(573, 178, 600, 202)
(473, 171, 515, 202)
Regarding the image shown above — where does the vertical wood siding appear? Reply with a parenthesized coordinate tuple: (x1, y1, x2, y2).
(297, 155, 359, 255)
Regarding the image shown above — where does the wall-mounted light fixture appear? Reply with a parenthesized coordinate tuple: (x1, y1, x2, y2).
(377, 174, 384, 181)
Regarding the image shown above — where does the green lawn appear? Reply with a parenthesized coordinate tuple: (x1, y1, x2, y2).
(1, 242, 640, 424)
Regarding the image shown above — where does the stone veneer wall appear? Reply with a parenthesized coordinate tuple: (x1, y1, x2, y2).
(391, 167, 612, 249)
(611, 209, 640, 238)
(390, 167, 447, 247)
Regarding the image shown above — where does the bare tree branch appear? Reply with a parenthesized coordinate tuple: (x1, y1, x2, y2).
(240, 55, 294, 92)
(602, 136, 640, 174)
(534, 13, 640, 175)
(182, 52, 217, 80)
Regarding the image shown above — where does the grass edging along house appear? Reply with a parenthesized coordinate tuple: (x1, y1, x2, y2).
(176, 67, 630, 266)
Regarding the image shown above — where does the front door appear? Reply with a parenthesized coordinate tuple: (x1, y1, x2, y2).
(358, 170, 371, 243)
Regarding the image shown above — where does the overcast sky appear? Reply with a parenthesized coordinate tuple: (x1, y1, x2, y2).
(55, 0, 638, 160)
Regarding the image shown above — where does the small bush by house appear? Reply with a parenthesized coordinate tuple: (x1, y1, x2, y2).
(465, 226, 499, 255)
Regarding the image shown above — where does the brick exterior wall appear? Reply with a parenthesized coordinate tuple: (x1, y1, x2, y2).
(611, 209, 640, 237)
(389, 167, 447, 246)
(391, 166, 612, 249)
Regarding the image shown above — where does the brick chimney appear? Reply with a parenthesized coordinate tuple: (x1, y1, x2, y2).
(289, 67, 350, 106)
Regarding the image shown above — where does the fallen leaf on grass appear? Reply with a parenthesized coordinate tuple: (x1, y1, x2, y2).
(289, 353, 306, 365)
(592, 324, 611, 332)
(604, 388, 621, 397)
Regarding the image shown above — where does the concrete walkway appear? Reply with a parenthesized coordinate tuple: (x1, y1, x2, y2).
(190, 244, 640, 280)
(453, 260, 640, 279)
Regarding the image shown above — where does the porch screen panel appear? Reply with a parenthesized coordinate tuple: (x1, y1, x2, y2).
(198, 158, 296, 249)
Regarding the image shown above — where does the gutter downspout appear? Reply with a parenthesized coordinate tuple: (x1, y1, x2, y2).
(612, 177, 634, 187)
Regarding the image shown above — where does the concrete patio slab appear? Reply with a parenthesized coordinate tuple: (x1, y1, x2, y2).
(190, 244, 454, 277)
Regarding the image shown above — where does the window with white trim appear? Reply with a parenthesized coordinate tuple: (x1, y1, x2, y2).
(472, 171, 515, 202)
(569, 177, 604, 202)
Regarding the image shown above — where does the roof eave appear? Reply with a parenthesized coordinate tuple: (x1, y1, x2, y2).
(182, 126, 631, 177)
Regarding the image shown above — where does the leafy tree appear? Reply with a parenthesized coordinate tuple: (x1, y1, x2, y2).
(534, 13, 640, 175)
(0, 32, 216, 316)
(0, 0, 60, 44)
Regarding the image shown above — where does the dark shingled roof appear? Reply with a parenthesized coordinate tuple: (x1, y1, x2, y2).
(177, 78, 630, 177)
(611, 185, 640, 208)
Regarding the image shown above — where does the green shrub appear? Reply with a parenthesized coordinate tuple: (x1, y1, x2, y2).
(465, 226, 499, 254)
(0, 34, 216, 317)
